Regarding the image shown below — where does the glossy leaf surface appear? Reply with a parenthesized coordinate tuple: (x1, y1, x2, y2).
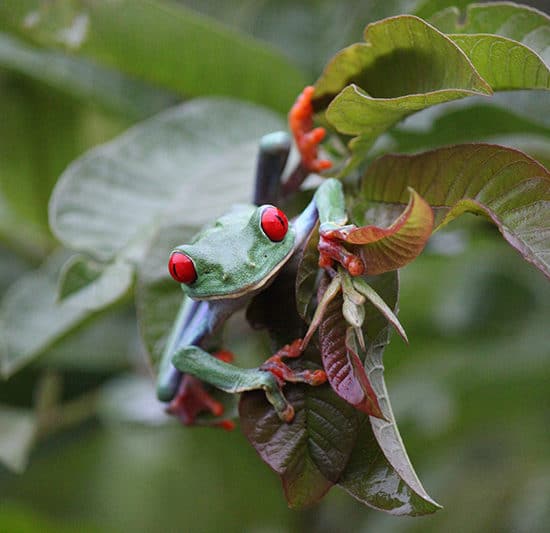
(240, 384, 358, 508)
(339, 271, 440, 514)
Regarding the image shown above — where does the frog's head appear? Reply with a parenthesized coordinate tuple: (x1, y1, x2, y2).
(168, 204, 295, 300)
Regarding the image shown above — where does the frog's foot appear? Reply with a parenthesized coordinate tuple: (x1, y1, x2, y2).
(260, 338, 327, 394)
(318, 226, 365, 276)
(289, 86, 332, 174)
(166, 374, 224, 425)
(167, 350, 236, 430)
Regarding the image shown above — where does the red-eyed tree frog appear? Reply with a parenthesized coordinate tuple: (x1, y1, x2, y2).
(156, 88, 365, 428)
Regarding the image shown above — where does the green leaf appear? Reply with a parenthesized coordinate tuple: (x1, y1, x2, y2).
(239, 384, 358, 508)
(136, 224, 198, 369)
(0, 405, 35, 472)
(389, 97, 550, 155)
(0, 0, 305, 113)
(339, 270, 441, 514)
(57, 254, 102, 300)
(0, 73, 82, 249)
(449, 34, 550, 91)
(364, 327, 441, 513)
(338, 415, 441, 515)
(430, 3, 550, 90)
(50, 99, 285, 263)
(295, 225, 319, 321)
(432, 2, 550, 57)
(313, 15, 491, 170)
(315, 15, 491, 103)
(344, 188, 434, 275)
(0, 251, 129, 377)
(57, 254, 133, 311)
(0, 32, 177, 119)
(357, 144, 550, 279)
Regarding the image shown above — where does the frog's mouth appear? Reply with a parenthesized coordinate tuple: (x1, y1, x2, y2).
(195, 245, 295, 301)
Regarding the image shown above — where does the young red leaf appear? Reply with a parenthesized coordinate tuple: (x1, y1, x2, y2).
(345, 187, 434, 275)
(317, 276, 384, 419)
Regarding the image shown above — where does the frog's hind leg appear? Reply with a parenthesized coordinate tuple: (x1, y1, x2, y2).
(166, 350, 237, 430)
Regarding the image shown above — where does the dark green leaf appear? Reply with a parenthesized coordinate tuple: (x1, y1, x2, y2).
(0, 32, 177, 119)
(357, 144, 550, 279)
(295, 225, 319, 321)
(364, 327, 441, 513)
(0, 0, 305, 113)
(240, 384, 358, 508)
(338, 415, 441, 515)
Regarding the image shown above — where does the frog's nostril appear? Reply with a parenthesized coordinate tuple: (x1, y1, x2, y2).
(168, 252, 197, 284)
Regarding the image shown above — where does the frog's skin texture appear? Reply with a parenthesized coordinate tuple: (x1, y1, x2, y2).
(174, 204, 295, 300)
(157, 96, 359, 427)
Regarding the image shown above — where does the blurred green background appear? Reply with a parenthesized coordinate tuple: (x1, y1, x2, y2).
(0, 1, 549, 532)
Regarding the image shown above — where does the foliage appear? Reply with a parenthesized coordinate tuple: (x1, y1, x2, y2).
(0, 1, 549, 531)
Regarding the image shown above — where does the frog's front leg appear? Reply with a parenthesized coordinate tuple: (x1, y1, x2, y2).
(172, 340, 326, 422)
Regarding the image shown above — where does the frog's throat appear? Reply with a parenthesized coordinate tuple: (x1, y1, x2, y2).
(190, 246, 295, 301)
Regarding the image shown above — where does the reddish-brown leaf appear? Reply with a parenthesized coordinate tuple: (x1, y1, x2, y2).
(346, 188, 434, 275)
(318, 276, 384, 418)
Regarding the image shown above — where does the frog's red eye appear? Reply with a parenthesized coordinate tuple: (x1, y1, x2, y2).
(261, 206, 288, 242)
(168, 252, 197, 284)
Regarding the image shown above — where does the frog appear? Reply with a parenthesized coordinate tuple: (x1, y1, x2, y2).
(156, 87, 365, 428)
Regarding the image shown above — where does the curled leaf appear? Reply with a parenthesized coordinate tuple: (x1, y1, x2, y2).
(357, 144, 550, 279)
(346, 188, 434, 276)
